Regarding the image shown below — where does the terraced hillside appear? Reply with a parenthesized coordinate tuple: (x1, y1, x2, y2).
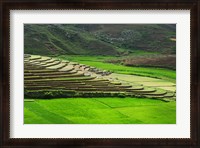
(24, 54, 175, 101)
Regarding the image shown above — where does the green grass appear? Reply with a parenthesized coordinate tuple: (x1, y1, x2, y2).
(24, 97, 176, 124)
(57, 55, 176, 82)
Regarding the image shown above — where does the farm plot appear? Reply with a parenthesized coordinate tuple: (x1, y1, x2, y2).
(24, 54, 175, 101)
(24, 98, 176, 124)
(108, 73, 176, 92)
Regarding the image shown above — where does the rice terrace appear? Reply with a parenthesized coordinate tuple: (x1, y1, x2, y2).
(24, 24, 176, 124)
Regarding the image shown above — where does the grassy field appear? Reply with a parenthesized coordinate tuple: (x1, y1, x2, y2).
(57, 55, 176, 82)
(24, 97, 176, 124)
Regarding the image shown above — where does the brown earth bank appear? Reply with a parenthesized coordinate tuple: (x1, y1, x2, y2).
(106, 55, 176, 70)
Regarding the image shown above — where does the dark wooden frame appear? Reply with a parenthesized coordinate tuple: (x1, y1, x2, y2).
(0, 0, 199, 147)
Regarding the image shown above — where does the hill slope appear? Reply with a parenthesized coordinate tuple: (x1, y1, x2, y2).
(24, 24, 176, 56)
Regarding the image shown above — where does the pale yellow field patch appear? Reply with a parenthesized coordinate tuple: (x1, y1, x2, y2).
(107, 73, 176, 92)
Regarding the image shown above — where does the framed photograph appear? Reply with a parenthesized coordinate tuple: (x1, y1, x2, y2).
(1, 0, 199, 147)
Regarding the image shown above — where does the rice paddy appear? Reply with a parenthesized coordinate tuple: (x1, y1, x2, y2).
(24, 54, 176, 124)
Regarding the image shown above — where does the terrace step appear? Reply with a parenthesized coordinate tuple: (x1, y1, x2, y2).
(24, 54, 31, 58)
(24, 66, 45, 70)
(28, 61, 41, 65)
(28, 56, 41, 61)
(24, 82, 86, 85)
(35, 57, 52, 63)
(25, 86, 66, 90)
(163, 92, 175, 98)
(42, 61, 61, 68)
(25, 71, 80, 76)
(24, 73, 85, 80)
(25, 69, 58, 73)
(29, 57, 52, 63)
(47, 62, 68, 70)
(59, 65, 74, 72)
(24, 76, 96, 82)
(138, 90, 167, 96)
(25, 72, 84, 77)
(39, 59, 59, 65)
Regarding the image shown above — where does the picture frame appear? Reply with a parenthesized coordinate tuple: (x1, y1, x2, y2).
(1, 0, 199, 147)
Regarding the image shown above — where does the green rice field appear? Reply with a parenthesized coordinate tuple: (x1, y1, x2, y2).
(24, 97, 176, 124)
(57, 55, 176, 83)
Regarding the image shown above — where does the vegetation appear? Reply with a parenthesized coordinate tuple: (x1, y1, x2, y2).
(24, 97, 176, 124)
(57, 55, 176, 82)
(24, 24, 176, 56)
(107, 55, 176, 70)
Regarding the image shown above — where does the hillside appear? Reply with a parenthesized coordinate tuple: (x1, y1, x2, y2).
(24, 24, 176, 56)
